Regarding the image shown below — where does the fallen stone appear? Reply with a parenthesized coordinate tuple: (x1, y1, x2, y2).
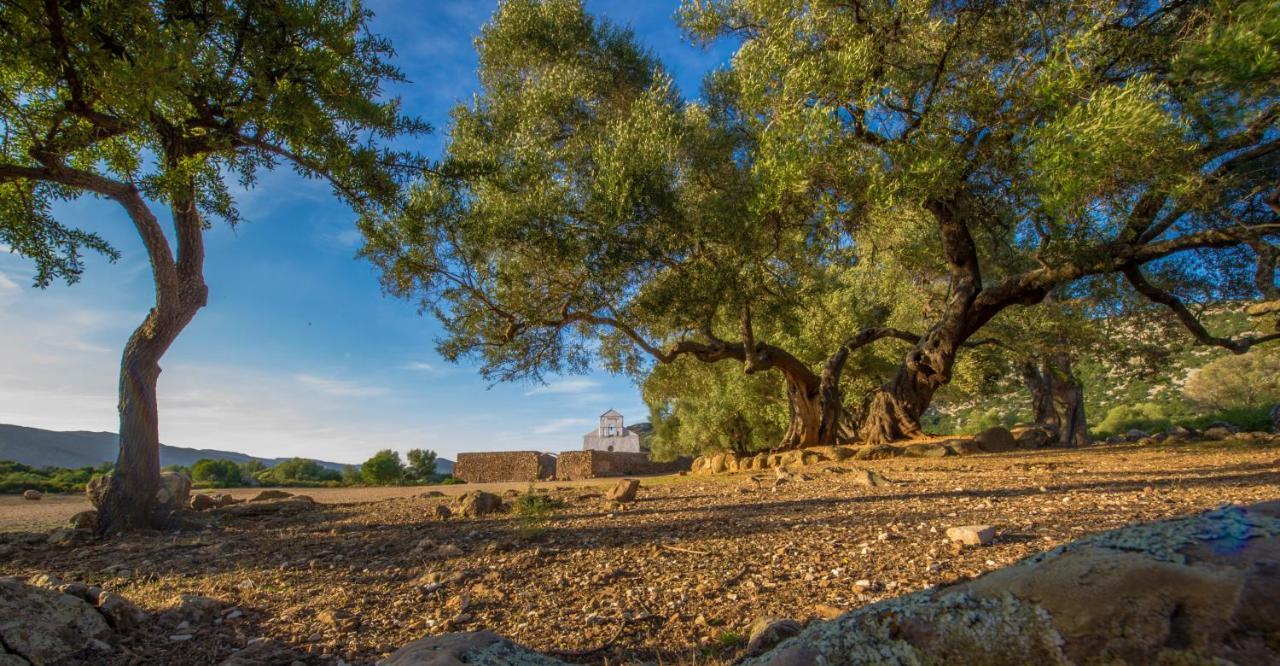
(850, 468, 892, 488)
(0, 576, 113, 664)
(384, 629, 563, 665)
(21, 489, 41, 500)
(189, 493, 217, 512)
(162, 594, 223, 625)
(606, 478, 640, 503)
(97, 591, 148, 631)
(944, 438, 981, 455)
(945, 525, 996, 546)
(155, 471, 192, 512)
(852, 444, 900, 460)
(317, 608, 359, 631)
(974, 427, 1016, 453)
(1012, 425, 1053, 449)
(745, 617, 803, 656)
(248, 489, 293, 502)
(902, 443, 950, 458)
(67, 510, 98, 530)
(433, 504, 453, 519)
(456, 491, 503, 517)
(1202, 425, 1234, 441)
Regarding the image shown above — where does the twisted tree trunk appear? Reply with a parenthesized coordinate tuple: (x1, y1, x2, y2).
(95, 180, 207, 535)
(1021, 353, 1089, 448)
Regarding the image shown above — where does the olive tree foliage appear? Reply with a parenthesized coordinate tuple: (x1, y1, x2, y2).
(362, 0, 862, 446)
(0, 0, 426, 533)
(680, 0, 1280, 444)
(1184, 346, 1280, 411)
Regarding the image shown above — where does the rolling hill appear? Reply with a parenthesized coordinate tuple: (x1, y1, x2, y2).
(0, 424, 453, 474)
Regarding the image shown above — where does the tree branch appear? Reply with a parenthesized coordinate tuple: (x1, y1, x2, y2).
(1122, 265, 1280, 354)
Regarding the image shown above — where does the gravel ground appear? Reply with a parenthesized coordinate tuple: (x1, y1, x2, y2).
(0, 478, 622, 533)
(2, 438, 1278, 665)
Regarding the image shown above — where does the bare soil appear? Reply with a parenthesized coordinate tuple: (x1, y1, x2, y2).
(3, 439, 1278, 665)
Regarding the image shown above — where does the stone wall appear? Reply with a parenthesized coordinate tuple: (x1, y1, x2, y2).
(555, 451, 689, 481)
(454, 452, 557, 484)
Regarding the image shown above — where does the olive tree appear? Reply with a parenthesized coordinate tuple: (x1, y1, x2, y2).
(682, 0, 1280, 443)
(0, 0, 425, 533)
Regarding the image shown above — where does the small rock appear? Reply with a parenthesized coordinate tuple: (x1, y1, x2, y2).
(813, 603, 844, 620)
(248, 490, 293, 503)
(67, 510, 98, 530)
(945, 525, 996, 546)
(745, 617, 803, 656)
(455, 491, 502, 517)
(606, 478, 640, 503)
(97, 591, 148, 631)
(432, 504, 452, 520)
(190, 493, 216, 511)
(22, 489, 42, 500)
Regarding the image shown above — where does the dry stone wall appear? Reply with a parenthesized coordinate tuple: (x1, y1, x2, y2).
(555, 451, 689, 480)
(454, 452, 556, 484)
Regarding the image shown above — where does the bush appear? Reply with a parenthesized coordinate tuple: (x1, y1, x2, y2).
(1185, 406, 1276, 432)
(437, 475, 464, 485)
(1183, 349, 1280, 412)
(511, 492, 565, 519)
(253, 457, 342, 487)
(191, 458, 243, 488)
(361, 450, 404, 486)
(0, 461, 109, 494)
(1092, 402, 1174, 437)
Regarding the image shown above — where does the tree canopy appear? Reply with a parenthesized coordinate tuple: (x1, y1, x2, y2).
(365, 0, 1279, 452)
(1, 0, 426, 532)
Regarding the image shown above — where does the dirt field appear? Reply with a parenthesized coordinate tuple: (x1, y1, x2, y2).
(0, 478, 618, 534)
(3, 438, 1278, 665)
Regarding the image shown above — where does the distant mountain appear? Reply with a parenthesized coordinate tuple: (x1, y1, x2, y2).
(0, 424, 454, 474)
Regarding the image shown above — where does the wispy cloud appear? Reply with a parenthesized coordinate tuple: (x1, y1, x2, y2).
(532, 417, 593, 435)
(0, 271, 19, 292)
(524, 378, 601, 396)
(401, 360, 451, 377)
(295, 373, 389, 397)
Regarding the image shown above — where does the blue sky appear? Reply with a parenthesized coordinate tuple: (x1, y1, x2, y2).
(0, 1, 735, 464)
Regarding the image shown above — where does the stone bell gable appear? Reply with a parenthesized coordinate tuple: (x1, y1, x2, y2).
(582, 409, 642, 453)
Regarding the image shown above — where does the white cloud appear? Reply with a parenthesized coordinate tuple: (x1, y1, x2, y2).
(524, 377, 601, 396)
(401, 360, 450, 377)
(295, 373, 389, 397)
(0, 271, 19, 292)
(532, 417, 593, 435)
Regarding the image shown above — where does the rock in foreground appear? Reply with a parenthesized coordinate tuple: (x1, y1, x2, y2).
(747, 501, 1280, 665)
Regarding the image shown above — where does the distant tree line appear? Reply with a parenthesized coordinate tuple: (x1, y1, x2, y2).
(1, 448, 455, 494)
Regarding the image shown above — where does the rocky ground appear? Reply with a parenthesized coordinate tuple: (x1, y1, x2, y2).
(3, 437, 1278, 665)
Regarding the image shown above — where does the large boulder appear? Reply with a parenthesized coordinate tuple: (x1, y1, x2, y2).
(85, 475, 111, 509)
(0, 577, 113, 664)
(456, 491, 502, 517)
(974, 426, 1017, 453)
(1012, 425, 1053, 449)
(384, 630, 563, 666)
(154, 471, 191, 512)
(744, 502, 1280, 665)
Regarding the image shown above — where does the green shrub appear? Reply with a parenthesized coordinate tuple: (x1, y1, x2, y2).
(1092, 402, 1174, 437)
(437, 476, 464, 485)
(1185, 406, 1275, 432)
(191, 458, 243, 488)
(511, 492, 565, 519)
(361, 449, 404, 486)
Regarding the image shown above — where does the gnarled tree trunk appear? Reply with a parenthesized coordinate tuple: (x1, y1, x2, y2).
(1021, 352, 1089, 448)
(95, 184, 207, 535)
